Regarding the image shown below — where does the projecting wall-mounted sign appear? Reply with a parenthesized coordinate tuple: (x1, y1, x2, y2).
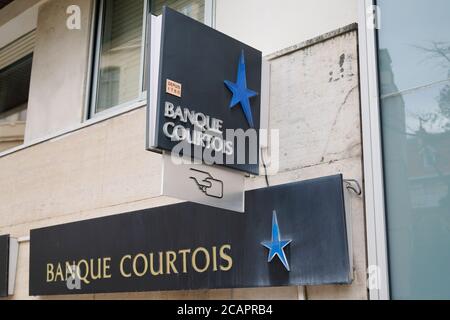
(29, 175, 352, 296)
(147, 7, 263, 176)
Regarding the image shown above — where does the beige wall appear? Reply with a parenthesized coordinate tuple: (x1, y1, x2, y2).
(0, 25, 367, 300)
(0, 0, 40, 50)
(215, 0, 358, 55)
(0, 0, 41, 27)
(25, 0, 94, 142)
(0, 122, 25, 152)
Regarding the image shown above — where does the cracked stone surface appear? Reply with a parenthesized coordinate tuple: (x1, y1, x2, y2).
(269, 31, 361, 173)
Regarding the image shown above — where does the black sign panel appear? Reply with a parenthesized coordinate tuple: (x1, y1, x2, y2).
(0, 235, 9, 297)
(29, 175, 351, 296)
(148, 7, 262, 175)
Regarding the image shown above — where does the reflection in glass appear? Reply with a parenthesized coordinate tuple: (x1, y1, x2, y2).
(92, 0, 206, 115)
(94, 0, 145, 113)
(377, 0, 450, 96)
(152, 0, 205, 22)
(380, 51, 450, 298)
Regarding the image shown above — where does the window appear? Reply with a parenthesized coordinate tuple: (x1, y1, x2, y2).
(151, 0, 205, 21)
(0, 31, 35, 152)
(377, 0, 450, 299)
(90, 0, 210, 118)
(0, 55, 32, 119)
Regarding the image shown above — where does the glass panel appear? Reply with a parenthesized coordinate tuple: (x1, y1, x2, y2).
(0, 54, 32, 119)
(378, 0, 450, 299)
(0, 55, 30, 152)
(151, 0, 205, 22)
(92, 0, 206, 115)
(382, 82, 450, 299)
(94, 0, 145, 113)
(380, 81, 450, 299)
(377, 0, 450, 97)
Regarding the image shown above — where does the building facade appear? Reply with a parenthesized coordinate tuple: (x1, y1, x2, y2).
(0, 0, 448, 300)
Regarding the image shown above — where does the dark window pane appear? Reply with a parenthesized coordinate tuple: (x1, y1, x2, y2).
(0, 54, 33, 115)
(151, 0, 205, 22)
(94, 0, 145, 113)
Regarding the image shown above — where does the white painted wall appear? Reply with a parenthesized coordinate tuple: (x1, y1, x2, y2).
(215, 0, 358, 55)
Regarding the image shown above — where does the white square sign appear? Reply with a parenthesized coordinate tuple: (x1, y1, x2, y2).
(162, 153, 245, 213)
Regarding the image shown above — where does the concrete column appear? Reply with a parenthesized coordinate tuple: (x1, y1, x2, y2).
(25, 0, 94, 142)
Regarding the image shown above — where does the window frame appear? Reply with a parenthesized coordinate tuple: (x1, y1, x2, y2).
(358, 0, 391, 300)
(88, 0, 216, 120)
(0, 29, 36, 124)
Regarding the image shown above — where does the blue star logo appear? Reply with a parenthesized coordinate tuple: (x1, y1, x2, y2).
(262, 211, 292, 272)
(224, 50, 258, 128)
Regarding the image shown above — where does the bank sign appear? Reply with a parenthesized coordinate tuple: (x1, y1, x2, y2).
(147, 7, 262, 175)
(29, 175, 351, 296)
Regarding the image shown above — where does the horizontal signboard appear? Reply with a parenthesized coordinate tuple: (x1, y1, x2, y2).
(29, 175, 351, 296)
(147, 7, 262, 175)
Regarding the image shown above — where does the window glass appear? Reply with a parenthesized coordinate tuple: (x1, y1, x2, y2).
(92, 0, 206, 116)
(378, 0, 450, 299)
(93, 0, 145, 113)
(0, 55, 32, 118)
(0, 54, 32, 152)
(152, 0, 205, 22)
(377, 0, 450, 97)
